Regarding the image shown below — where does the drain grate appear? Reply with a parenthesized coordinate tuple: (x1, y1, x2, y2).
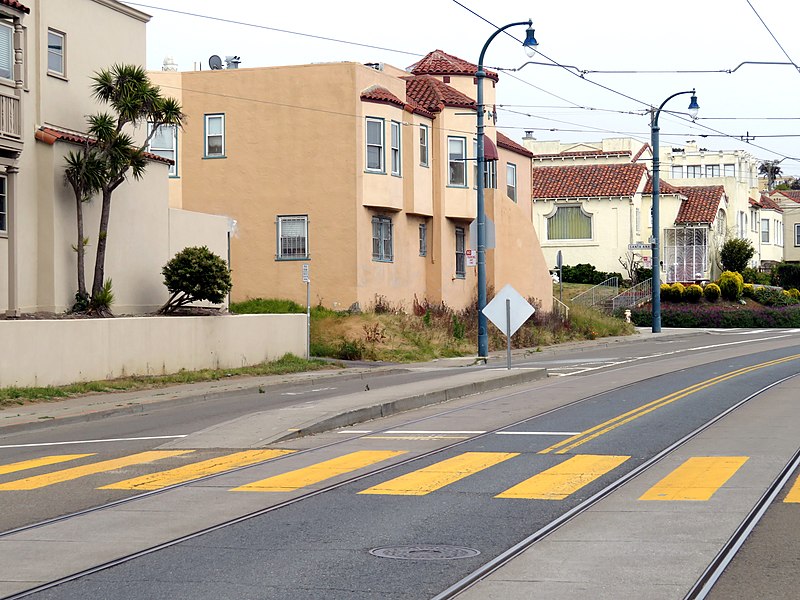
(370, 545, 480, 561)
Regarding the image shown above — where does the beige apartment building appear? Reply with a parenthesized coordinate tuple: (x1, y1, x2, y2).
(768, 190, 800, 264)
(0, 0, 228, 316)
(151, 51, 553, 312)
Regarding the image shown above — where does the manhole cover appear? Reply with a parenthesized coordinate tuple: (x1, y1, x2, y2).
(369, 545, 480, 561)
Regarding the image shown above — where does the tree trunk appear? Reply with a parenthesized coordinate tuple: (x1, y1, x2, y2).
(91, 187, 113, 299)
(76, 194, 86, 299)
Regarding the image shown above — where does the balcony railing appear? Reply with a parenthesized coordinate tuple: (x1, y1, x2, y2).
(0, 93, 21, 139)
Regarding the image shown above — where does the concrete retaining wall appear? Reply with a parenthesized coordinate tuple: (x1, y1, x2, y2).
(0, 314, 307, 387)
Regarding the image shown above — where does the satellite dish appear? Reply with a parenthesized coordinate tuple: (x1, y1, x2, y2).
(209, 55, 223, 70)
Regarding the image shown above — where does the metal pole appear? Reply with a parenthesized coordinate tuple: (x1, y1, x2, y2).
(306, 280, 311, 360)
(506, 298, 512, 370)
(651, 113, 661, 333)
(476, 20, 529, 360)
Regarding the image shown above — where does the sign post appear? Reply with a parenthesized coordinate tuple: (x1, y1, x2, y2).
(556, 250, 563, 302)
(302, 264, 310, 359)
(482, 285, 535, 370)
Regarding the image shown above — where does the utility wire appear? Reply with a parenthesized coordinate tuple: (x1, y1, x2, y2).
(746, 0, 800, 73)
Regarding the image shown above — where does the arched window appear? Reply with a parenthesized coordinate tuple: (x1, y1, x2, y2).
(546, 206, 592, 240)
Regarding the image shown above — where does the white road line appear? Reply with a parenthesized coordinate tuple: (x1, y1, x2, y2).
(0, 435, 188, 449)
(495, 431, 580, 436)
(338, 430, 373, 434)
(384, 430, 486, 434)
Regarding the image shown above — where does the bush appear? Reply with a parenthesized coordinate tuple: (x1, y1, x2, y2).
(741, 267, 771, 285)
(704, 283, 721, 302)
(660, 283, 671, 302)
(561, 263, 622, 285)
(773, 263, 800, 290)
(754, 286, 799, 306)
(231, 298, 305, 314)
(669, 282, 685, 302)
(628, 303, 800, 328)
(158, 246, 232, 314)
(89, 278, 115, 316)
(633, 266, 652, 284)
(718, 271, 744, 301)
(789, 288, 800, 299)
(742, 283, 755, 299)
(719, 238, 755, 273)
(685, 284, 703, 303)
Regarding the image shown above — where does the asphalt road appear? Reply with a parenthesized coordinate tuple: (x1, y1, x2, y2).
(2, 328, 800, 599)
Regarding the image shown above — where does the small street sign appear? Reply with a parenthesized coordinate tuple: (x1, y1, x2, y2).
(302, 263, 310, 283)
(465, 249, 477, 267)
(628, 243, 652, 251)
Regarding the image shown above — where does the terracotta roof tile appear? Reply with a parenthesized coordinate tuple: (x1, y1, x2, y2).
(403, 75, 475, 113)
(35, 126, 174, 165)
(643, 177, 683, 195)
(673, 185, 726, 224)
(361, 85, 406, 109)
(409, 50, 498, 83)
(532, 149, 632, 159)
(772, 189, 800, 203)
(496, 132, 533, 158)
(758, 194, 783, 212)
(532, 163, 647, 199)
(0, 0, 29, 13)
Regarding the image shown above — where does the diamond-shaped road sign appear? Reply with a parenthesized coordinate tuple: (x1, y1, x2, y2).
(482, 284, 535, 336)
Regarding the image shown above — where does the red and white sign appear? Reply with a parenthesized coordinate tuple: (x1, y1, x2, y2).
(465, 249, 477, 267)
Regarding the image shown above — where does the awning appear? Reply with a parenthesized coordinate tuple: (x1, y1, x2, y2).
(484, 136, 498, 161)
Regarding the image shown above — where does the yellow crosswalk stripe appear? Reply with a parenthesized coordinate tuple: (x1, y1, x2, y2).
(0, 451, 194, 491)
(359, 452, 518, 496)
(784, 474, 800, 503)
(496, 454, 630, 500)
(639, 456, 749, 501)
(232, 450, 406, 492)
(99, 449, 295, 490)
(0, 454, 95, 476)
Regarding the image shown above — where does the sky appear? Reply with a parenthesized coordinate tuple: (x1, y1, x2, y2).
(125, 0, 800, 177)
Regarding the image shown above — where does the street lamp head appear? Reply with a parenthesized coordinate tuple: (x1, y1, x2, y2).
(523, 21, 539, 57)
(688, 90, 700, 120)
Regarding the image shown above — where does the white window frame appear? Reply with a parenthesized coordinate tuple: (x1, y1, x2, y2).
(546, 204, 593, 241)
(686, 165, 701, 178)
(204, 113, 225, 158)
(419, 222, 427, 257)
(365, 117, 384, 173)
(670, 165, 683, 178)
(506, 163, 517, 202)
(448, 136, 467, 187)
(390, 120, 401, 176)
(455, 227, 466, 278)
(761, 218, 770, 243)
(775, 219, 782, 246)
(419, 124, 429, 167)
(795, 223, 800, 247)
(47, 29, 65, 77)
(705, 164, 720, 178)
(0, 22, 12, 81)
(0, 175, 6, 234)
(372, 215, 393, 262)
(147, 122, 178, 176)
(276, 215, 309, 260)
(750, 209, 759, 233)
(724, 164, 736, 177)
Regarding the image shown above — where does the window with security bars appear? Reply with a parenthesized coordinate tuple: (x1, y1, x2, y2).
(372, 216, 393, 262)
(0, 175, 6, 233)
(276, 215, 308, 259)
(663, 227, 708, 283)
(547, 206, 592, 240)
(0, 23, 12, 80)
(455, 227, 466, 278)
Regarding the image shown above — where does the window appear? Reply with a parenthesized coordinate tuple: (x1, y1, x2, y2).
(419, 222, 427, 256)
(506, 163, 517, 202)
(686, 165, 701, 178)
(0, 175, 6, 233)
(750, 209, 759, 232)
(455, 227, 466, 278)
(0, 22, 12, 80)
(547, 206, 592, 240)
(204, 114, 225, 157)
(419, 124, 429, 167)
(796, 223, 800, 247)
(448, 137, 466, 186)
(276, 215, 308, 259)
(737, 211, 746, 238)
(47, 29, 65, 76)
(365, 118, 384, 172)
(147, 123, 178, 176)
(705, 164, 720, 177)
(717, 209, 727, 237)
(636, 207, 641, 234)
(390, 121, 401, 176)
(775, 219, 782, 246)
(472, 140, 496, 188)
(372, 216, 393, 262)
(663, 227, 708, 283)
(761, 218, 770, 243)
(724, 164, 736, 177)
(671, 165, 683, 178)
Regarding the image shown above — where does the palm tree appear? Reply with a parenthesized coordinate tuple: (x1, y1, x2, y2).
(64, 145, 106, 307)
(759, 160, 783, 190)
(83, 64, 185, 315)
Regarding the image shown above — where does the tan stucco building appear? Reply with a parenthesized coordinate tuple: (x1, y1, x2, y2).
(0, 0, 228, 316)
(151, 51, 552, 312)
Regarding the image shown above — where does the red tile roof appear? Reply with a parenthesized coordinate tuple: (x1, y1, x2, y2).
(532, 163, 647, 199)
(496, 132, 533, 158)
(643, 177, 683, 195)
(772, 189, 800, 203)
(35, 126, 174, 165)
(532, 150, 632, 159)
(759, 194, 783, 212)
(0, 0, 29, 13)
(409, 50, 498, 83)
(403, 75, 475, 113)
(360, 84, 437, 119)
(673, 185, 726, 224)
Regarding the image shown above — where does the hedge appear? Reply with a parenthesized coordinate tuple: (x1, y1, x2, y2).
(627, 304, 800, 328)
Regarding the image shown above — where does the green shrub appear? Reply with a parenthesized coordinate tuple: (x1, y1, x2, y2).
(231, 298, 305, 314)
(773, 263, 800, 289)
(685, 284, 703, 303)
(159, 246, 232, 314)
(741, 267, 771, 285)
(789, 288, 800, 299)
(742, 283, 755, 299)
(753, 286, 798, 306)
(660, 283, 671, 302)
(719, 238, 755, 273)
(718, 271, 744, 301)
(669, 282, 686, 302)
(89, 278, 115, 315)
(561, 263, 622, 285)
(336, 338, 364, 360)
(704, 283, 721, 302)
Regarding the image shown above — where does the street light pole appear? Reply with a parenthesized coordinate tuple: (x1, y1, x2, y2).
(476, 20, 538, 359)
(650, 89, 699, 333)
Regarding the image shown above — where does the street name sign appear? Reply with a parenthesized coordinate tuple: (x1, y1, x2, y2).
(628, 243, 652, 251)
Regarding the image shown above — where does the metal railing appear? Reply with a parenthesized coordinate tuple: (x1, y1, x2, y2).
(611, 278, 653, 312)
(570, 277, 619, 308)
(552, 297, 570, 322)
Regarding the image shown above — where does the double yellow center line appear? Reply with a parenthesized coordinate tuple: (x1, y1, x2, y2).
(539, 353, 800, 455)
